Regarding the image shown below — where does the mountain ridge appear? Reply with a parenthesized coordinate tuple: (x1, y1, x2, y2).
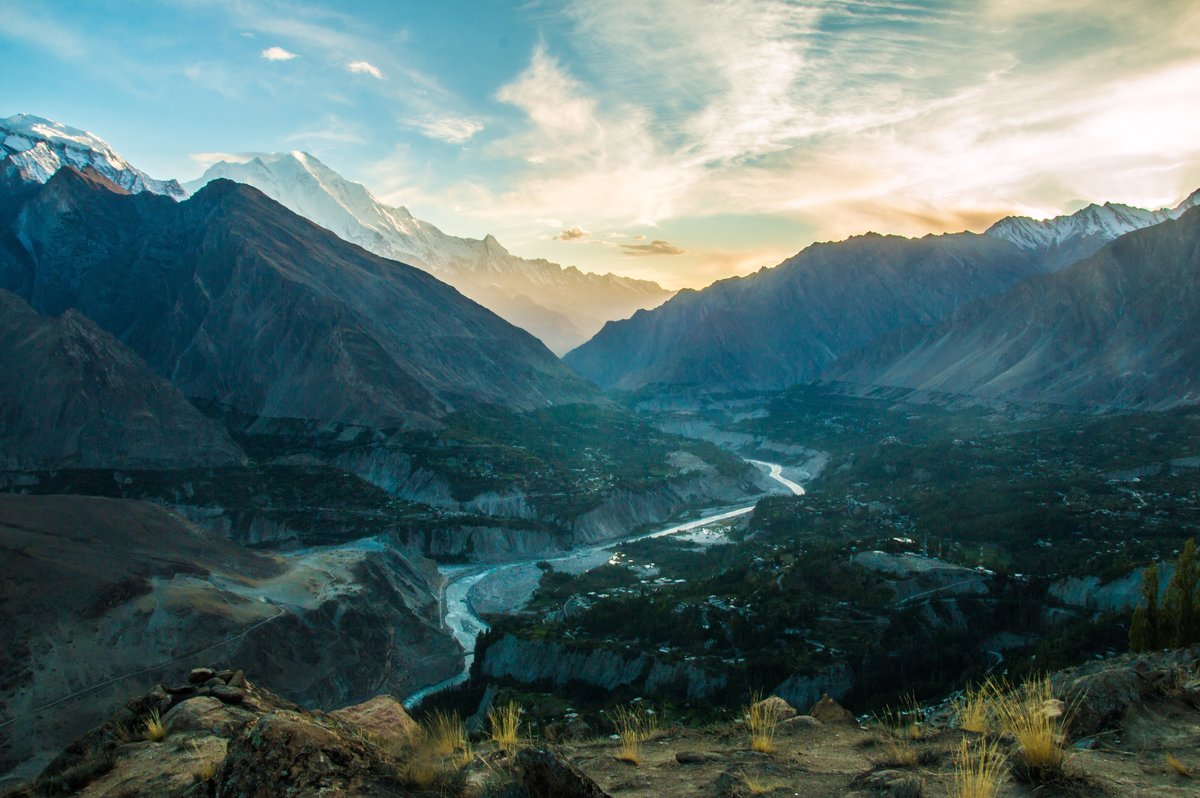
(186, 151, 673, 353)
(0, 166, 596, 427)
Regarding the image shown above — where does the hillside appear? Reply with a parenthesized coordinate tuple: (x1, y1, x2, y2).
(832, 207, 1200, 407)
(565, 232, 1037, 391)
(0, 167, 595, 427)
(0, 289, 243, 469)
(188, 153, 673, 354)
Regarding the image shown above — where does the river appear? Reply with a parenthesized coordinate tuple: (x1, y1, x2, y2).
(402, 459, 804, 707)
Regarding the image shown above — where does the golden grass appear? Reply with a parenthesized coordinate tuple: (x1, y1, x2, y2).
(744, 693, 786, 754)
(487, 701, 522, 755)
(872, 695, 927, 767)
(741, 773, 786, 794)
(992, 674, 1069, 782)
(955, 679, 1000, 734)
(1166, 753, 1192, 777)
(189, 741, 219, 782)
(143, 708, 167, 742)
(952, 737, 1009, 798)
(608, 704, 659, 764)
(424, 710, 469, 760)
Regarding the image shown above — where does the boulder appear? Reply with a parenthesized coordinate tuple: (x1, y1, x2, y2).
(754, 695, 798, 720)
(214, 710, 400, 797)
(809, 694, 855, 724)
(515, 747, 612, 798)
(329, 695, 418, 748)
(163, 696, 255, 738)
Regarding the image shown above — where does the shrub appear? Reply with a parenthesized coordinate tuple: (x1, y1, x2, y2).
(955, 679, 999, 735)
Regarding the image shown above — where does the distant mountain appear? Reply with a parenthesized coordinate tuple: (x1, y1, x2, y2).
(0, 288, 244, 469)
(565, 232, 1039, 391)
(1, 113, 186, 199)
(187, 152, 673, 353)
(0, 167, 596, 427)
(985, 191, 1200, 271)
(830, 207, 1200, 408)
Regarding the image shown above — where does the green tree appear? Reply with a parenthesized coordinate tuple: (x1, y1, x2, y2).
(1163, 540, 1198, 647)
(1129, 562, 1160, 652)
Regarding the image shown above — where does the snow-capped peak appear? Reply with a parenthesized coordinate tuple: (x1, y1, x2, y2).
(185, 150, 672, 353)
(986, 191, 1200, 253)
(1, 113, 186, 199)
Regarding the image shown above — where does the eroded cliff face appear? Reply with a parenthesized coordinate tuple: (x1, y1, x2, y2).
(477, 633, 854, 707)
(0, 495, 459, 781)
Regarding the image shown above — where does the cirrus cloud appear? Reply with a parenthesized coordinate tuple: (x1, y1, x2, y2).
(347, 60, 383, 79)
(620, 239, 686, 257)
(408, 115, 484, 144)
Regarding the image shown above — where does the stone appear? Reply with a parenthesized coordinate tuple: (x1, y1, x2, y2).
(810, 694, 855, 724)
(227, 669, 247, 689)
(329, 695, 417, 749)
(676, 751, 726, 764)
(753, 695, 798, 720)
(215, 669, 235, 682)
(782, 714, 823, 728)
(515, 747, 612, 798)
(204, 684, 246, 705)
(861, 769, 924, 797)
(163, 696, 255, 738)
(188, 668, 216, 685)
(163, 684, 197, 697)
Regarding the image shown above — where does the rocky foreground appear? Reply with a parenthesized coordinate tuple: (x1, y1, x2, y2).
(2, 647, 1198, 797)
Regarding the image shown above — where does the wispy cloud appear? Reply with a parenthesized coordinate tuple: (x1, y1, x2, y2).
(284, 114, 364, 144)
(260, 45, 298, 61)
(620, 239, 686, 256)
(188, 151, 255, 169)
(408, 115, 483, 144)
(347, 60, 383, 79)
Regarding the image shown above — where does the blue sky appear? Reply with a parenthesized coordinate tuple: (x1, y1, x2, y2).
(3, 0, 1200, 289)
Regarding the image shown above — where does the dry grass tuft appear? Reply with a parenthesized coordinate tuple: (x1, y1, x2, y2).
(189, 741, 219, 783)
(955, 679, 1000, 734)
(745, 693, 786, 754)
(424, 710, 470, 762)
(992, 674, 1069, 783)
(488, 701, 523, 755)
(952, 737, 1008, 798)
(1166, 753, 1192, 777)
(608, 704, 659, 764)
(143, 708, 167, 742)
(741, 772, 786, 794)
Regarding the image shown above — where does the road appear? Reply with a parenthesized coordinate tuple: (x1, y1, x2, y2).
(403, 459, 804, 707)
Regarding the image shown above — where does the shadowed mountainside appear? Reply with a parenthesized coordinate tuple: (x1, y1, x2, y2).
(832, 206, 1200, 407)
(0, 288, 243, 469)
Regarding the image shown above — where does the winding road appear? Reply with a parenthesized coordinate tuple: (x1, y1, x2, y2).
(403, 459, 805, 707)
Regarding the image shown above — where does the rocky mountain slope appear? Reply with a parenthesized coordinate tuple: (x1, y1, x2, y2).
(986, 189, 1200, 271)
(0, 167, 595, 427)
(0, 494, 457, 782)
(0, 288, 243, 469)
(565, 232, 1038, 391)
(5, 648, 1198, 797)
(832, 206, 1200, 407)
(187, 152, 673, 354)
(0, 114, 185, 199)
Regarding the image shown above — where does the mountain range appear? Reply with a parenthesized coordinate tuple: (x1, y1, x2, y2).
(568, 190, 1200, 408)
(832, 205, 1200, 407)
(185, 152, 673, 354)
(0, 166, 594, 428)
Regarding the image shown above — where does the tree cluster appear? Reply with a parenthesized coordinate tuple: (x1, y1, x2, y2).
(1129, 539, 1199, 651)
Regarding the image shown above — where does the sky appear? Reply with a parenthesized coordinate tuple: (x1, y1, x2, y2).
(3, 0, 1200, 291)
